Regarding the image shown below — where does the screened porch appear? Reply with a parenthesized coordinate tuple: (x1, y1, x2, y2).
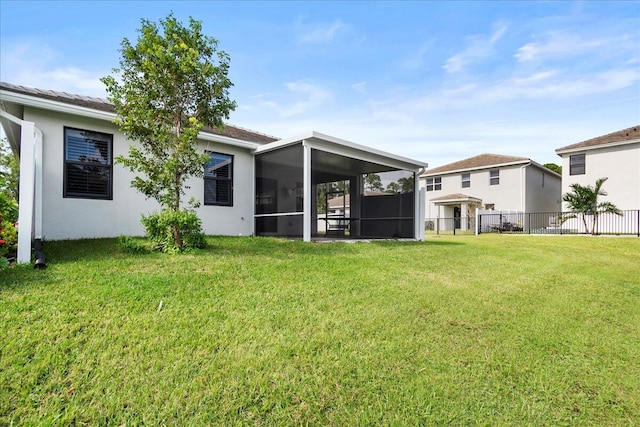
(253, 132, 427, 241)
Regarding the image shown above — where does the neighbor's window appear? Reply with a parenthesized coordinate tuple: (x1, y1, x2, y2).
(570, 154, 585, 175)
(461, 173, 471, 188)
(426, 176, 442, 191)
(64, 127, 113, 199)
(484, 203, 495, 210)
(204, 152, 233, 206)
(489, 169, 500, 185)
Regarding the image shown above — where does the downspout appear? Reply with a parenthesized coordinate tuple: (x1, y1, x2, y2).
(520, 163, 529, 212)
(33, 127, 46, 268)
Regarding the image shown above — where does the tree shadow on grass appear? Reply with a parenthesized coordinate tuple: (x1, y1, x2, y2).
(34, 236, 366, 266)
(371, 239, 466, 247)
(14, 236, 466, 272)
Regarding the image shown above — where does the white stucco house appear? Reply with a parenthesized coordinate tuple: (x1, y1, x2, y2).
(419, 153, 561, 231)
(0, 82, 427, 264)
(555, 125, 640, 211)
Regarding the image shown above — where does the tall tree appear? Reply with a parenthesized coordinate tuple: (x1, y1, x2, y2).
(562, 177, 622, 235)
(397, 176, 414, 193)
(544, 163, 562, 174)
(385, 181, 401, 193)
(101, 13, 236, 249)
(364, 173, 383, 192)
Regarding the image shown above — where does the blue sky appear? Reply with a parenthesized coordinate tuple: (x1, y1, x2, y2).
(1, 1, 639, 167)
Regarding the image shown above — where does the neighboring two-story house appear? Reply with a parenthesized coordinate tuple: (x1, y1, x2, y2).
(420, 154, 561, 231)
(555, 125, 640, 211)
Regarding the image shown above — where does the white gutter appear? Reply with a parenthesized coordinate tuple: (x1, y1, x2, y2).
(255, 130, 428, 172)
(0, 89, 261, 150)
(520, 163, 530, 212)
(555, 138, 640, 156)
(0, 90, 115, 121)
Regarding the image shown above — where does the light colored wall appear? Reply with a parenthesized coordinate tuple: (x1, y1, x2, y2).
(560, 143, 640, 211)
(25, 107, 255, 240)
(525, 165, 562, 212)
(422, 165, 528, 218)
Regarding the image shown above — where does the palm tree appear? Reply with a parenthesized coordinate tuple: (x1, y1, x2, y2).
(562, 177, 622, 234)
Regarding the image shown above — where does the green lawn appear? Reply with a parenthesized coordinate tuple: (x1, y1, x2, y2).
(1, 235, 639, 425)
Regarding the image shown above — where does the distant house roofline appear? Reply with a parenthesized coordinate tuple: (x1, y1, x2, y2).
(420, 153, 560, 178)
(555, 125, 640, 155)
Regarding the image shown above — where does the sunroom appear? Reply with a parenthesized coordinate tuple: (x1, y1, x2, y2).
(253, 132, 427, 241)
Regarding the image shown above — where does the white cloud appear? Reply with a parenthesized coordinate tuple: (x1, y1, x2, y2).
(297, 19, 346, 44)
(490, 22, 509, 44)
(401, 42, 434, 71)
(240, 81, 333, 119)
(0, 41, 107, 97)
(352, 81, 367, 93)
(281, 81, 333, 117)
(515, 32, 621, 63)
(443, 22, 508, 73)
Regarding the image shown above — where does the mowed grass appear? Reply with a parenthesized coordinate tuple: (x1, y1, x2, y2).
(1, 235, 639, 426)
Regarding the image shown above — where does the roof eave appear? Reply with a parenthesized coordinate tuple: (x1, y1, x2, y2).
(255, 130, 428, 171)
(0, 88, 261, 150)
(555, 138, 640, 156)
(421, 159, 531, 177)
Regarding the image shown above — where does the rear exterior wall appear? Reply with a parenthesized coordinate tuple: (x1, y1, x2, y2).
(25, 107, 255, 240)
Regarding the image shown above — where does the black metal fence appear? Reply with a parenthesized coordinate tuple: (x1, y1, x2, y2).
(477, 210, 640, 236)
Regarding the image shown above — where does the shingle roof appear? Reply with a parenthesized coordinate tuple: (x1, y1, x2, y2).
(556, 125, 640, 152)
(0, 82, 278, 144)
(423, 153, 529, 175)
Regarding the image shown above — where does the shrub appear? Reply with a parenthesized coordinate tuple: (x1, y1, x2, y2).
(117, 235, 151, 254)
(141, 209, 206, 253)
(0, 199, 19, 266)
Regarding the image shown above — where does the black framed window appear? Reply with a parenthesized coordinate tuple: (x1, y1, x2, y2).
(461, 173, 471, 188)
(489, 169, 500, 185)
(570, 154, 585, 175)
(426, 176, 441, 191)
(64, 127, 113, 199)
(204, 152, 233, 206)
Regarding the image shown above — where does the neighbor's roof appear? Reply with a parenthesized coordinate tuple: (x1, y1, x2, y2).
(429, 193, 482, 203)
(555, 125, 640, 154)
(0, 82, 278, 144)
(422, 153, 530, 176)
(327, 191, 387, 208)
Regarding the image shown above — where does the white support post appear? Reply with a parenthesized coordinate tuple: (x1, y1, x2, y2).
(418, 187, 426, 241)
(302, 141, 312, 242)
(461, 202, 468, 231)
(414, 172, 425, 241)
(34, 129, 43, 240)
(17, 121, 36, 264)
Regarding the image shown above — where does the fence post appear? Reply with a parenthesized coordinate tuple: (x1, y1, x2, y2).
(637, 210, 639, 237)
